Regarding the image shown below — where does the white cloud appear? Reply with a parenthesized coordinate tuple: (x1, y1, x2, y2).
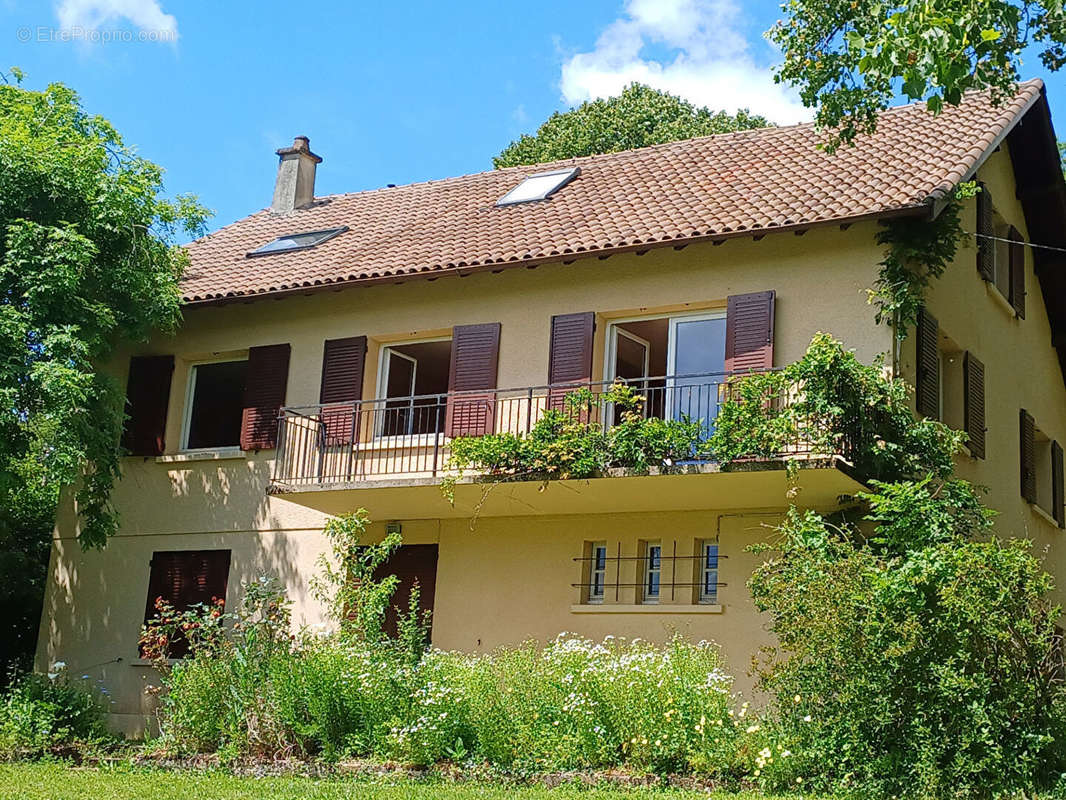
(560, 0, 809, 125)
(55, 0, 178, 39)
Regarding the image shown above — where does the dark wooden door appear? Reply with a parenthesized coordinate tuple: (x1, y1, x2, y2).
(372, 544, 439, 639)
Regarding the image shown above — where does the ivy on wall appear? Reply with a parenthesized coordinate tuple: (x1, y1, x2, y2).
(870, 183, 977, 341)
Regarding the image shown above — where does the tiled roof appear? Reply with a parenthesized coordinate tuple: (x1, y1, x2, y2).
(182, 80, 1045, 304)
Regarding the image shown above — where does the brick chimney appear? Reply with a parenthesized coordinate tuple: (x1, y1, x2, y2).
(271, 136, 322, 213)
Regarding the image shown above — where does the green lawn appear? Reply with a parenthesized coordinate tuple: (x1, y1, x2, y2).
(0, 762, 818, 800)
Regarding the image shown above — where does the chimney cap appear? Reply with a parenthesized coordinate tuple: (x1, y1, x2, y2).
(276, 135, 322, 164)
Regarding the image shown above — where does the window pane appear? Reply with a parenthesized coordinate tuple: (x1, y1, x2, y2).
(186, 361, 247, 449)
(671, 317, 726, 433)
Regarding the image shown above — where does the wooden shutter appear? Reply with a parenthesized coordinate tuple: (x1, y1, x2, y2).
(725, 291, 775, 372)
(240, 343, 291, 451)
(1020, 409, 1037, 503)
(446, 323, 501, 437)
(547, 312, 595, 411)
(976, 184, 995, 282)
(142, 549, 231, 658)
(1053, 440, 1065, 528)
(1008, 225, 1026, 319)
(319, 336, 366, 446)
(915, 307, 940, 419)
(121, 355, 174, 456)
(963, 352, 986, 459)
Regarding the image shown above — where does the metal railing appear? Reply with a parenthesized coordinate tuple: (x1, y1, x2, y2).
(270, 370, 851, 489)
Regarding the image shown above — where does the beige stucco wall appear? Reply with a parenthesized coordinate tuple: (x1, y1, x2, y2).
(900, 148, 1066, 608)
(50, 214, 1057, 734)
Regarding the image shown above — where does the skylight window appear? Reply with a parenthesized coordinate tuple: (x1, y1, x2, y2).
(496, 167, 580, 206)
(246, 226, 349, 257)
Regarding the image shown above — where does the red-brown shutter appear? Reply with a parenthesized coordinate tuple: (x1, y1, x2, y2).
(1053, 440, 1065, 528)
(142, 549, 231, 658)
(1020, 409, 1037, 503)
(547, 312, 595, 411)
(319, 336, 366, 446)
(1008, 225, 1026, 319)
(976, 184, 995, 282)
(963, 352, 986, 459)
(446, 323, 501, 437)
(915, 307, 940, 420)
(240, 343, 291, 451)
(725, 291, 775, 372)
(121, 355, 174, 456)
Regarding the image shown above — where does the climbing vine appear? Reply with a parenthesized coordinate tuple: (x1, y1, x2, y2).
(870, 182, 977, 340)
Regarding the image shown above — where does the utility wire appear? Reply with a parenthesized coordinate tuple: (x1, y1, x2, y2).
(966, 230, 1066, 255)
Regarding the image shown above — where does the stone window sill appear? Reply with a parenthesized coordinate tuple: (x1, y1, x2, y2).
(986, 282, 1018, 319)
(1029, 502, 1060, 529)
(570, 604, 723, 614)
(155, 448, 244, 464)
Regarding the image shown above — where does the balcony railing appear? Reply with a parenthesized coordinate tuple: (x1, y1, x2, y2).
(271, 370, 852, 490)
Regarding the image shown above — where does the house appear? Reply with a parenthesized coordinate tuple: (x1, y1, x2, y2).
(35, 79, 1066, 734)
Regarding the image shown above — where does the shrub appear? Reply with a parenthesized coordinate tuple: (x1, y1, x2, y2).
(0, 664, 109, 757)
(750, 509, 1066, 798)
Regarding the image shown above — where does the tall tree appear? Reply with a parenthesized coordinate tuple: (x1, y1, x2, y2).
(0, 71, 208, 669)
(770, 0, 1066, 149)
(494, 83, 769, 168)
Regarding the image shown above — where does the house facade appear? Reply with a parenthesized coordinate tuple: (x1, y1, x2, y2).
(35, 80, 1066, 734)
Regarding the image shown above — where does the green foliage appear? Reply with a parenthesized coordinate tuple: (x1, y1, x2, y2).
(446, 384, 711, 488)
(750, 511, 1065, 797)
(872, 186, 974, 339)
(311, 510, 401, 644)
(769, 0, 1066, 150)
(1060, 140, 1066, 176)
(159, 629, 794, 782)
(0, 76, 209, 553)
(0, 665, 109, 758)
(709, 334, 962, 484)
(494, 84, 769, 167)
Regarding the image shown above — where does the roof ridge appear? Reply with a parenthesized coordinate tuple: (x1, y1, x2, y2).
(308, 79, 1046, 204)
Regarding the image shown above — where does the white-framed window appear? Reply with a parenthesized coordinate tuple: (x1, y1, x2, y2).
(698, 540, 719, 604)
(587, 541, 607, 603)
(375, 338, 452, 437)
(642, 540, 662, 604)
(604, 310, 727, 433)
(181, 357, 248, 451)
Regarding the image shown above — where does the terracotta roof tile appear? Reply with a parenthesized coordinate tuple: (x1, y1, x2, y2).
(181, 81, 1044, 304)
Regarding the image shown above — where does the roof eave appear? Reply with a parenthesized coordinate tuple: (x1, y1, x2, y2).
(180, 204, 929, 308)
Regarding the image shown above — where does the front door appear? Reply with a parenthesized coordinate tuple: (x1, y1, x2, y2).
(372, 544, 439, 639)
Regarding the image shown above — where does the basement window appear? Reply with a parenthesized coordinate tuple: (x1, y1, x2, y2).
(246, 226, 349, 257)
(496, 167, 580, 206)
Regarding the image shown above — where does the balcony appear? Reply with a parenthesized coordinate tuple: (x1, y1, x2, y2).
(269, 372, 866, 519)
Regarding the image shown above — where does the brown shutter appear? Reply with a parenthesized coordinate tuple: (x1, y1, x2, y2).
(142, 549, 231, 658)
(1007, 225, 1026, 319)
(1020, 409, 1037, 503)
(121, 355, 174, 456)
(547, 312, 595, 411)
(976, 184, 995, 282)
(241, 343, 291, 450)
(725, 291, 775, 372)
(963, 352, 986, 459)
(915, 307, 940, 420)
(319, 336, 366, 446)
(1053, 440, 1065, 528)
(446, 323, 501, 437)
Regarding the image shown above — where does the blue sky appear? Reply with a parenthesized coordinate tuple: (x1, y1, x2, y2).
(2, 0, 1064, 236)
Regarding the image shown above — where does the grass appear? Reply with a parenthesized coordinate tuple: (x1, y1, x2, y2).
(0, 762, 825, 800)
